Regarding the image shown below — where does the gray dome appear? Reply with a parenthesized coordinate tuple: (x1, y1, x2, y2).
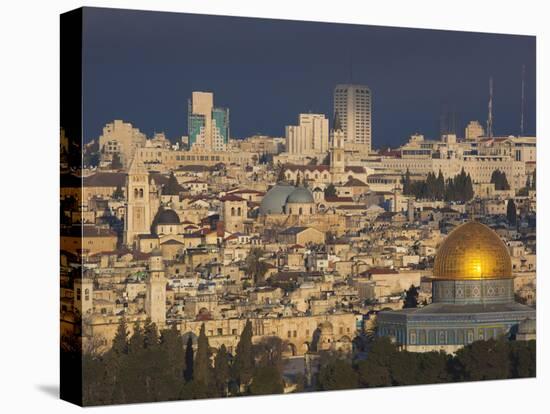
(286, 187, 314, 204)
(156, 209, 180, 224)
(259, 183, 295, 215)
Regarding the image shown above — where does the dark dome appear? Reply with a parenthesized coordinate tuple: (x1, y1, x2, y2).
(259, 183, 296, 215)
(155, 209, 180, 224)
(286, 187, 314, 204)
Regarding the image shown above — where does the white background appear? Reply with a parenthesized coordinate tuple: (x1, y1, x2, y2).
(0, 0, 547, 412)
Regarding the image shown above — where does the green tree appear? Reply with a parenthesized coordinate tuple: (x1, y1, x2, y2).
(389, 350, 420, 385)
(324, 183, 337, 198)
(112, 184, 124, 200)
(453, 338, 510, 381)
(232, 320, 255, 390)
(403, 285, 419, 309)
(356, 336, 397, 387)
(507, 199, 517, 226)
(402, 169, 412, 195)
(111, 152, 123, 170)
(356, 358, 392, 387)
(194, 323, 212, 386)
(509, 340, 536, 378)
(214, 344, 231, 397)
(317, 356, 358, 391)
(436, 170, 445, 200)
(112, 317, 129, 356)
(249, 365, 285, 395)
(160, 324, 186, 393)
(163, 171, 182, 195)
(491, 170, 510, 191)
(416, 351, 450, 384)
(184, 336, 194, 382)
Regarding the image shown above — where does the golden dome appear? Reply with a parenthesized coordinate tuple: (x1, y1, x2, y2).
(433, 221, 512, 280)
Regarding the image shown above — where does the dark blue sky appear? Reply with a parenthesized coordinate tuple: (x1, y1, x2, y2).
(82, 7, 536, 148)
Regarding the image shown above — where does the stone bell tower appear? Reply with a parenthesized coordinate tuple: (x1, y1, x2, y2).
(330, 112, 346, 181)
(145, 250, 166, 327)
(124, 154, 151, 247)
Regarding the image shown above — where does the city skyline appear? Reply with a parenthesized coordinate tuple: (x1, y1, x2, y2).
(82, 8, 536, 147)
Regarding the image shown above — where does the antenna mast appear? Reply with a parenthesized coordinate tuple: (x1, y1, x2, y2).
(487, 76, 494, 139)
(520, 64, 525, 136)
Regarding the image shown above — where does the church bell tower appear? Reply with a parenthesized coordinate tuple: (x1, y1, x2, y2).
(124, 154, 151, 247)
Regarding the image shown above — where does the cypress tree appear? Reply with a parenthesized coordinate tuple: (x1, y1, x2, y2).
(214, 344, 231, 397)
(143, 318, 159, 349)
(436, 170, 445, 200)
(233, 320, 255, 390)
(184, 336, 194, 382)
(403, 285, 419, 309)
(111, 152, 123, 170)
(112, 317, 129, 356)
(507, 199, 517, 226)
(194, 323, 212, 387)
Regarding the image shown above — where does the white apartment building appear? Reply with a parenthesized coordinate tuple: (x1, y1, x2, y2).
(98, 120, 147, 167)
(285, 113, 329, 155)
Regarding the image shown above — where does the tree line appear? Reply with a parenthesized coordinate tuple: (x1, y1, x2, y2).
(402, 169, 474, 202)
(317, 336, 535, 391)
(76, 317, 535, 405)
(81, 318, 286, 405)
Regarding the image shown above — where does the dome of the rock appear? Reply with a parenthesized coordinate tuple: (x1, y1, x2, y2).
(433, 221, 512, 280)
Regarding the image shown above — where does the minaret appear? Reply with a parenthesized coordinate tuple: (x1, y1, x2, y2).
(145, 250, 166, 327)
(520, 64, 525, 136)
(124, 153, 151, 247)
(330, 112, 346, 181)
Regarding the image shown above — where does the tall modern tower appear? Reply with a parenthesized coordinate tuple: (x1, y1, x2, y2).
(333, 84, 372, 153)
(188, 91, 229, 151)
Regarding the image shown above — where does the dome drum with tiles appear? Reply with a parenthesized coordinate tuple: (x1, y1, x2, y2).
(432, 222, 514, 305)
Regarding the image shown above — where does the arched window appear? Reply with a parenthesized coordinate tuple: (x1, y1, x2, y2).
(231, 207, 235, 216)
(299, 208, 303, 215)
(237, 207, 242, 216)
(310, 207, 313, 214)
(289, 208, 292, 214)
(134, 188, 138, 198)
(139, 188, 144, 198)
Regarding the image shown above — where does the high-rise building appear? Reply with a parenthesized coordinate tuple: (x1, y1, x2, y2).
(333, 84, 372, 152)
(98, 120, 147, 168)
(188, 91, 229, 151)
(465, 120, 485, 140)
(285, 113, 329, 155)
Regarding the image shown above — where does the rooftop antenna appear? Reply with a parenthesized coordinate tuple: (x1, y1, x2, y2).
(487, 76, 494, 139)
(349, 53, 353, 83)
(520, 64, 526, 136)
